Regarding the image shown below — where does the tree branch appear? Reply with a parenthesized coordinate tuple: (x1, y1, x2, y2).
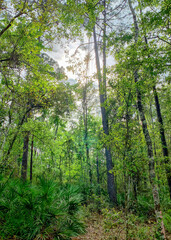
(0, 0, 27, 38)
(157, 35, 171, 45)
(0, 11, 24, 37)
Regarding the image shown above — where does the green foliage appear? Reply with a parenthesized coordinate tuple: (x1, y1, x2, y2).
(102, 208, 124, 229)
(102, 208, 156, 239)
(135, 195, 155, 220)
(163, 210, 171, 233)
(0, 176, 85, 240)
(0, 0, 171, 238)
(86, 193, 110, 213)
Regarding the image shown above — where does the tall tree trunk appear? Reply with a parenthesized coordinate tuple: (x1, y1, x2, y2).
(59, 156, 63, 185)
(149, 101, 157, 157)
(4, 107, 31, 162)
(0, 99, 14, 154)
(83, 87, 92, 186)
(30, 136, 33, 182)
(83, 44, 93, 187)
(93, 26, 117, 205)
(124, 109, 130, 240)
(128, 0, 166, 238)
(153, 86, 171, 199)
(21, 132, 29, 181)
(103, 0, 107, 99)
(96, 154, 101, 195)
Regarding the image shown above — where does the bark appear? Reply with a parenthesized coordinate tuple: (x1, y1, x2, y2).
(0, 58, 11, 62)
(54, 120, 59, 140)
(82, 85, 92, 186)
(103, 0, 107, 99)
(4, 107, 31, 162)
(78, 140, 84, 183)
(30, 136, 34, 182)
(128, 0, 166, 238)
(124, 101, 131, 239)
(93, 26, 117, 205)
(21, 132, 29, 181)
(153, 86, 171, 199)
(96, 154, 101, 195)
(59, 156, 63, 185)
(82, 44, 92, 186)
(132, 176, 137, 201)
(149, 101, 157, 157)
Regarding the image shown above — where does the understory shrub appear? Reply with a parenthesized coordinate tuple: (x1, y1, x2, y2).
(0, 176, 85, 240)
(163, 210, 171, 233)
(102, 208, 155, 239)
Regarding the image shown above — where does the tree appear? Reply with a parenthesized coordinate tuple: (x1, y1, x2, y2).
(138, 0, 171, 199)
(127, 0, 166, 237)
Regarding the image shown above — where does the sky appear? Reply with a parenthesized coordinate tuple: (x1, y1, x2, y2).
(46, 34, 115, 84)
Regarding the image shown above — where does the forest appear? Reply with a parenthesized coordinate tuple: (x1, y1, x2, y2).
(0, 0, 170, 239)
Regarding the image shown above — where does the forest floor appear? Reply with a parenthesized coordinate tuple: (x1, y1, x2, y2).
(72, 213, 171, 240)
(72, 213, 119, 240)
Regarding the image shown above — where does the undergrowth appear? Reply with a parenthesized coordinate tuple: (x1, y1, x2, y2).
(83, 191, 171, 240)
(0, 176, 85, 240)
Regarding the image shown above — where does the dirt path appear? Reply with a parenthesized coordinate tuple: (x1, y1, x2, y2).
(72, 216, 105, 240)
(72, 214, 171, 240)
(72, 214, 124, 240)
(72, 215, 106, 240)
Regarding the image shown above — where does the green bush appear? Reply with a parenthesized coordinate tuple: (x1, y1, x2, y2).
(163, 210, 171, 233)
(102, 208, 156, 239)
(135, 195, 155, 220)
(0, 176, 85, 240)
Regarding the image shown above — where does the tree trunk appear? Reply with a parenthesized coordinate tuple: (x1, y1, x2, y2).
(96, 154, 101, 195)
(82, 84, 92, 186)
(103, 0, 107, 99)
(93, 26, 117, 205)
(132, 175, 138, 202)
(4, 107, 31, 162)
(21, 132, 29, 181)
(30, 136, 33, 182)
(124, 100, 131, 239)
(153, 86, 171, 199)
(59, 156, 63, 185)
(149, 101, 157, 157)
(128, 0, 166, 238)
